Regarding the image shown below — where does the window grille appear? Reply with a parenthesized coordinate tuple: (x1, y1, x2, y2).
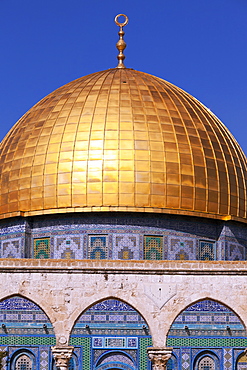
(198, 356, 215, 370)
(15, 355, 32, 370)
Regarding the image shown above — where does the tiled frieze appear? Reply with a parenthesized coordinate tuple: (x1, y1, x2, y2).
(1, 215, 247, 261)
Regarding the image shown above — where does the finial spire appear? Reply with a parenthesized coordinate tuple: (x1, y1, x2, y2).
(115, 14, 128, 69)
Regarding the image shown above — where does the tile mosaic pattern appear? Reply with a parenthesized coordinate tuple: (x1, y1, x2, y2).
(223, 348, 232, 370)
(1, 214, 247, 261)
(140, 337, 153, 370)
(88, 235, 108, 259)
(181, 349, 190, 370)
(144, 236, 163, 260)
(53, 235, 83, 259)
(169, 238, 195, 260)
(34, 238, 50, 259)
(199, 240, 216, 260)
(0, 238, 22, 258)
(112, 234, 140, 260)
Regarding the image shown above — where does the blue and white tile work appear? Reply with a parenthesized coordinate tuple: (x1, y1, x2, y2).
(0, 296, 55, 370)
(167, 299, 247, 370)
(0, 219, 30, 258)
(70, 299, 152, 370)
(1, 214, 246, 260)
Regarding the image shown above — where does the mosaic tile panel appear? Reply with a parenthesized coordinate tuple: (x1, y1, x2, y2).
(199, 240, 216, 260)
(0, 337, 56, 345)
(140, 337, 152, 370)
(144, 236, 163, 260)
(112, 234, 140, 260)
(228, 243, 245, 261)
(53, 235, 83, 259)
(0, 346, 8, 370)
(88, 235, 108, 259)
(167, 337, 247, 347)
(0, 238, 23, 258)
(181, 349, 190, 370)
(223, 348, 232, 370)
(34, 238, 50, 259)
(40, 347, 49, 370)
(2, 214, 247, 261)
(168, 238, 195, 260)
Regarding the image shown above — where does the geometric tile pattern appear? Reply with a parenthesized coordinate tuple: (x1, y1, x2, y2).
(88, 235, 108, 259)
(169, 238, 195, 260)
(40, 348, 49, 370)
(0, 238, 22, 258)
(112, 234, 140, 260)
(199, 240, 215, 261)
(144, 236, 163, 260)
(34, 238, 50, 259)
(166, 337, 247, 347)
(224, 348, 232, 369)
(140, 337, 152, 370)
(181, 350, 190, 370)
(54, 236, 82, 259)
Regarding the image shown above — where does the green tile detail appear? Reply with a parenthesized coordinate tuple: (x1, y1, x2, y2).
(0, 336, 55, 345)
(69, 337, 90, 370)
(34, 238, 50, 259)
(144, 236, 163, 260)
(167, 337, 247, 347)
(140, 337, 152, 370)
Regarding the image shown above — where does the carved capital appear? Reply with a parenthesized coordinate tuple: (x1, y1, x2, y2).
(51, 346, 74, 370)
(147, 348, 173, 370)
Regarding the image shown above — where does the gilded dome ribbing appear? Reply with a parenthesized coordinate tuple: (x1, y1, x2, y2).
(0, 68, 247, 221)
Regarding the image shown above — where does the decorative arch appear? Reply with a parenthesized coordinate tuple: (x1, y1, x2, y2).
(10, 349, 36, 370)
(69, 296, 151, 337)
(69, 297, 152, 370)
(236, 352, 247, 369)
(167, 297, 246, 337)
(95, 350, 136, 370)
(193, 351, 220, 370)
(0, 294, 56, 363)
(166, 299, 246, 370)
(0, 292, 54, 325)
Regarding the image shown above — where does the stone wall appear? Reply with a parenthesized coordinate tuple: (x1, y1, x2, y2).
(0, 259, 247, 347)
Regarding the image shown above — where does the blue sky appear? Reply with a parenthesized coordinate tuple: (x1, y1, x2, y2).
(1, 0, 247, 153)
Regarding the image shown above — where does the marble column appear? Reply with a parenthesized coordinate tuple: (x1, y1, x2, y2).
(147, 348, 173, 370)
(51, 346, 74, 370)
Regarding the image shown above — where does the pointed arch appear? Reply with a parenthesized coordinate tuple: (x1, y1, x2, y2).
(69, 296, 151, 337)
(166, 298, 246, 349)
(0, 294, 56, 347)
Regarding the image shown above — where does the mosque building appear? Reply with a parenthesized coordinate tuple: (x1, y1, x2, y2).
(0, 13, 247, 370)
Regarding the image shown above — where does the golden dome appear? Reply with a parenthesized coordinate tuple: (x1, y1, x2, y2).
(1, 68, 247, 221)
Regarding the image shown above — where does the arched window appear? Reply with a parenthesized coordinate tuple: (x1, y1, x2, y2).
(198, 356, 215, 370)
(14, 354, 33, 370)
